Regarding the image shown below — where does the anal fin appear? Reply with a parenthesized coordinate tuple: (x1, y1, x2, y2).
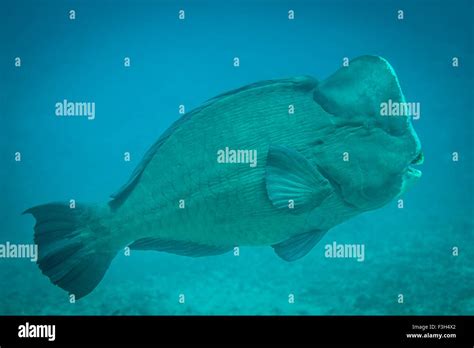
(129, 237, 232, 257)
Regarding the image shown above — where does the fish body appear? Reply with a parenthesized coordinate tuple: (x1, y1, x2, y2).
(25, 56, 422, 298)
(112, 76, 345, 247)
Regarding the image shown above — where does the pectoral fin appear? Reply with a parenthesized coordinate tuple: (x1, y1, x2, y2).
(272, 230, 327, 262)
(265, 145, 332, 213)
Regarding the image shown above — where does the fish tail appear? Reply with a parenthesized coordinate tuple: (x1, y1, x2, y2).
(23, 202, 117, 299)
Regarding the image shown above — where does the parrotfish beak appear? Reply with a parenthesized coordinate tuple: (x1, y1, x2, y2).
(399, 151, 423, 196)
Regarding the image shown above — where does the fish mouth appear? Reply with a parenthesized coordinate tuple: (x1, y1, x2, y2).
(407, 150, 423, 178)
(411, 151, 424, 165)
(407, 166, 422, 178)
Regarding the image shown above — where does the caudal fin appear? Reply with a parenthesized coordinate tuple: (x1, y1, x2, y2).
(23, 203, 117, 299)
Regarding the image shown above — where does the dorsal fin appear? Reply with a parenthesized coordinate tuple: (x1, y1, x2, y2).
(205, 76, 316, 103)
(109, 76, 318, 210)
(108, 113, 192, 210)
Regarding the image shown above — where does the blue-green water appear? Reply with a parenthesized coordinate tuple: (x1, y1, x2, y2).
(1, 0, 473, 315)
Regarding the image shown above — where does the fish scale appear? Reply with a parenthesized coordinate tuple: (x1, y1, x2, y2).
(113, 78, 319, 246)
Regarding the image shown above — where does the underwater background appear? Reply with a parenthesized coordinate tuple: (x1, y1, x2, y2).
(0, 0, 472, 315)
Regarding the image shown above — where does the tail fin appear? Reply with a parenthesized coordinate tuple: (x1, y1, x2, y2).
(23, 203, 117, 299)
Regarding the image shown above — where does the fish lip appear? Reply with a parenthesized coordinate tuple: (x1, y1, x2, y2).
(407, 166, 422, 178)
(411, 151, 424, 165)
(407, 150, 423, 178)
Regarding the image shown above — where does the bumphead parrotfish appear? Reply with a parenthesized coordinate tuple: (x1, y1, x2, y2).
(24, 56, 423, 298)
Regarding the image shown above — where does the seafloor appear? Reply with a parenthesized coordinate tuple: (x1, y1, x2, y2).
(1, 208, 472, 315)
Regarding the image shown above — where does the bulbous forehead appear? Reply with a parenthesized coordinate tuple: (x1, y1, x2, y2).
(313, 55, 412, 136)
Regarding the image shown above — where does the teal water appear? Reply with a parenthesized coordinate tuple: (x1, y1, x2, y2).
(1, 0, 473, 315)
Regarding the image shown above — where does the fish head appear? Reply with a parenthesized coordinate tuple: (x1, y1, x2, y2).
(313, 55, 423, 211)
